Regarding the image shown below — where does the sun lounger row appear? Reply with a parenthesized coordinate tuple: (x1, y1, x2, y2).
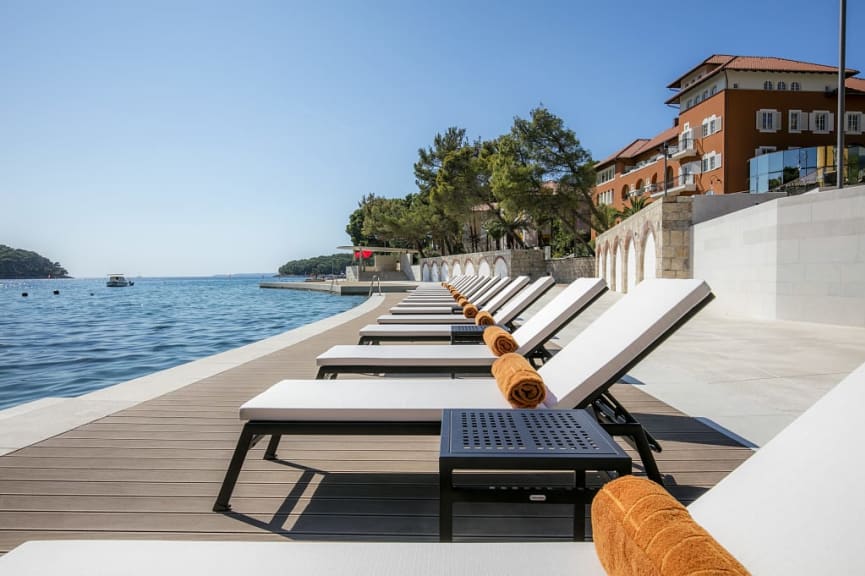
(5, 359, 862, 574)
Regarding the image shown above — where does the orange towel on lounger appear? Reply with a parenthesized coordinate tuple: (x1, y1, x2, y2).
(462, 303, 478, 318)
(592, 475, 750, 576)
(457, 296, 468, 308)
(483, 326, 517, 355)
(490, 353, 546, 408)
(474, 310, 495, 326)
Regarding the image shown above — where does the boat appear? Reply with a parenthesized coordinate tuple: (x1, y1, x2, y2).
(106, 274, 134, 287)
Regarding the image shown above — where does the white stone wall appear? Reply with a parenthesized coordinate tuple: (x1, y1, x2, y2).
(692, 185, 865, 326)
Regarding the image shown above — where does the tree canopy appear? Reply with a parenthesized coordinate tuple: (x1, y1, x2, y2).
(0, 245, 69, 279)
(343, 106, 619, 259)
(278, 253, 354, 276)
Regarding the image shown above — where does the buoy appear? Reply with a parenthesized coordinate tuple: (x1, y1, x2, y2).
(90, 292, 95, 296)
(21, 292, 28, 297)
(53, 290, 60, 295)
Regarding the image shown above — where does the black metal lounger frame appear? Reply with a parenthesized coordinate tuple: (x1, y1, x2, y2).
(212, 292, 714, 513)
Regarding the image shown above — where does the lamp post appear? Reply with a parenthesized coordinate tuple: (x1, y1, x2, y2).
(837, 0, 847, 188)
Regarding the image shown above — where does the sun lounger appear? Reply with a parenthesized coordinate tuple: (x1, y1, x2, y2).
(357, 276, 551, 343)
(317, 277, 607, 378)
(389, 276, 512, 313)
(4, 349, 861, 575)
(212, 279, 711, 510)
(375, 275, 549, 325)
(389, 276, 508, 314)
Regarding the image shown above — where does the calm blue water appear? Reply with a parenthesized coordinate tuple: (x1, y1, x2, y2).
(0, 277, 365, 410)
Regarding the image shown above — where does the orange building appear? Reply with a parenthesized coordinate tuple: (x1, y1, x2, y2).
(593, 55, 865, 212)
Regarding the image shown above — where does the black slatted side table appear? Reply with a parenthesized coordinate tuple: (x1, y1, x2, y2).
(439, 409, 631, 541)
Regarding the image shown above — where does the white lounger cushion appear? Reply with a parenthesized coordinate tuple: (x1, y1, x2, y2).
(241, 377, 506, 421)
(0, 540, 605, 576)
(688, 361, 865, 575)
(317, 345, 497, 368)
(359, 323, 457, 339)
(376, 276, 548, 325)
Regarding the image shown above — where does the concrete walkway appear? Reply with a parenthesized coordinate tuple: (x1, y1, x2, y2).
(544, 287, 865, 447)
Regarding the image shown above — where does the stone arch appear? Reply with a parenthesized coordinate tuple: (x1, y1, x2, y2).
(642, 227, 657, 281)
(452, 261, 462, 278)
(634, 179, 644, 197)
(441, 262, 449, 282)
(477, 258, 491, 277)
(614, 241, 624, 292)
(431, 262, 440, 282)
(626, 237, 637, 293)
(605, 244, 613, 288)
(493, 257, 509, 278)
(421, 263, 431, 282)
(621, 184, 630, 202)
(464, 259, 476, 276)
(597, 246, 605, 281)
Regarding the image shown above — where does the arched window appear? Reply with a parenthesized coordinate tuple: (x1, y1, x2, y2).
(764, 81, 773, 90)
(777, 81, 787, 91)
(791, 82, 801, 91)
(621, 185, 630, 201)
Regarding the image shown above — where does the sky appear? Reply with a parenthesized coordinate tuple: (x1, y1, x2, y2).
(1, 0, 861, 277)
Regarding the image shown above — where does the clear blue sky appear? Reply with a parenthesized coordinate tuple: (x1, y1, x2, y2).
(1, 0, 861, 277)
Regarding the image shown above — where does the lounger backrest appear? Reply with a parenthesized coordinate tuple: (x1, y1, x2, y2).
(462, 276, 494, 299)
(492, 276, 555, 325)
(543, 279, 711, 408)
(470, 276, 512, 308)
(513, 278, 607, 355)
(483, 276, 530, 314)
(687, 360, 865, 575)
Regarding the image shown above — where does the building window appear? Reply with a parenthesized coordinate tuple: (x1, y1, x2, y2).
(695, 93, 702, 104)
(732, 83, 739, 89)
(754, 146, 777, 157)
(777, 81, 787, 91)
(846, 112, 863, 134)
(701, 115, 722, 137)
(710, 85, 717, 96)
(764, 81, 773, 90)
(702, 89, 709, 100)
(757, 109, 779, 132)
(811, 111, 833, 134)
(791, 82, 800, 91)
(686, 98, 693, 109)
(789, 110, 809, 133)
(702, 151, 722, 172)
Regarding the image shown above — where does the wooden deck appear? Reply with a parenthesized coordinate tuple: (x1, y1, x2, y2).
(0, 293, 753, 551)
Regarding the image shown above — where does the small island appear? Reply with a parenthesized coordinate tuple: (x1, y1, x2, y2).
(0, 244, 70, 279)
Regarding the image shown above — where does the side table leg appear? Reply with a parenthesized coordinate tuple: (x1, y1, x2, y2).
(439, 461, 454, 542)
(574, 470, 586, 541)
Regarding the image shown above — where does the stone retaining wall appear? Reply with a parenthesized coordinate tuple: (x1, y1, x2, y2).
(419, 249, 547, 281)
(545, 257, 595, 283)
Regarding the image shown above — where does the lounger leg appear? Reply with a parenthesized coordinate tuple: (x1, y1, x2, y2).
(213, 424, 257, 512)
(264, 434, 281, 460)
(600, 422, 663, 485)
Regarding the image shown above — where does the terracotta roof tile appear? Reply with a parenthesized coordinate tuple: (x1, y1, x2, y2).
(847, 77, 865, 93)
(594, 139, 648, 168)
(667, 54, 859, 90)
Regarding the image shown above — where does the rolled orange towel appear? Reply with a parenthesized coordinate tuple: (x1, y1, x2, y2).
(490, 353, 546, 408)
(457, 296, 469, 308)
(452, 291, 462, 301)
(592, 475, 749, 576)
(474, 310, 495, 326)
(462, 303, 478, 318)
(482, 325, 518, 356)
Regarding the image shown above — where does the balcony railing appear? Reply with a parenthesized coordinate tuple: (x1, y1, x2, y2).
(670, 137, 698, 159)
(667, 173, 696, 193)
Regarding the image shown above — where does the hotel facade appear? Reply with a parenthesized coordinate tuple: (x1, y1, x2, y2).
(593, 55, 865, 211)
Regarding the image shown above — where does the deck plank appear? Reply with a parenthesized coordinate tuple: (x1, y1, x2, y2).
(0, 292, 753, 551)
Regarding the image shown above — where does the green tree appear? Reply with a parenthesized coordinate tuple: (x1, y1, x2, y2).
(618, 196, 650, 219)
(489, 107, 600, 253)
(413, 127, 469, 254)
(0, 245, 69, 279)
(592, 203, 620, 232)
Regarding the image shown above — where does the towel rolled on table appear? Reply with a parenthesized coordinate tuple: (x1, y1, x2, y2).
(462, 303, 478, 318)
(490, 353, 546, 408)
(592, 475, 749, 576)
(457, 296, 468, 307)
(482, 325, 518, 355)
(474, 310, 495, 326)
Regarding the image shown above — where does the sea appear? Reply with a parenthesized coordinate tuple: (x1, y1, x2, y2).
(0, 276, 365, 411)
